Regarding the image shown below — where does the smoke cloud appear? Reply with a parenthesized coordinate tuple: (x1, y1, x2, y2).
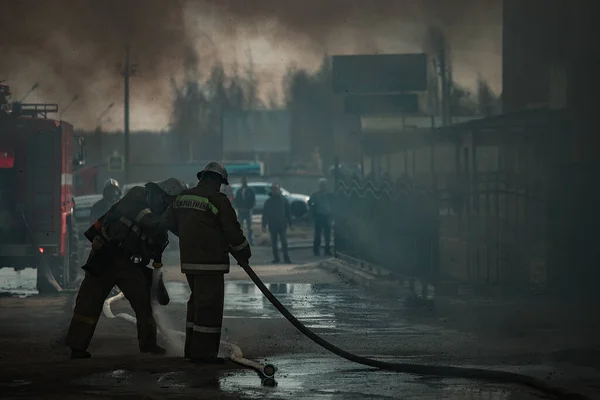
(0, 0, 501, 131)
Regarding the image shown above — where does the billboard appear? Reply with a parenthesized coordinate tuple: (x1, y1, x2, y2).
(332, 53, 427, 94)
(344, 94, 419, 115)
(222, 110, 291, 153)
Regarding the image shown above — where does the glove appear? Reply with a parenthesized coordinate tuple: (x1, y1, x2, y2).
(152, 261, 163, 269)
(233, 245, 252, 266)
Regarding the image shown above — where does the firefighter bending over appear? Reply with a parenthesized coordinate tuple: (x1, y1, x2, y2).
(66, 178, 187, 359)
(90, 179, 122, 225)
(162, 162, 251, 364)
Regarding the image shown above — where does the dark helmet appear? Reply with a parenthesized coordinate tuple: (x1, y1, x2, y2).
(197, 162, 229, 185)
(102, 178, 122, 198)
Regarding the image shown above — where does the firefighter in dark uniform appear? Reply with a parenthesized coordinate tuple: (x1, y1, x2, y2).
(161, 162, 251, 364)
(90, 179, 122, 225)
(66, 178, 187, 359)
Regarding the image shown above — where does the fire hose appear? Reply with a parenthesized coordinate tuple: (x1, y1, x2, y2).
(101, 274, 277, 386)
(238, 262, 590, 400)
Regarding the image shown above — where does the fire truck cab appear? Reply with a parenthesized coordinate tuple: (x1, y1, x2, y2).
(0, 93, 85, 293)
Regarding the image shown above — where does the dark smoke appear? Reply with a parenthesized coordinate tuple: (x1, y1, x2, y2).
(0, 0, 501, 130)
(199, 0, 501, 51)
(0, 0, 186, 128)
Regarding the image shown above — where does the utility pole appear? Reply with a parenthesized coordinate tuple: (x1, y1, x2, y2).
(121, 46, 136, 183)
(439, 46, 451, 127)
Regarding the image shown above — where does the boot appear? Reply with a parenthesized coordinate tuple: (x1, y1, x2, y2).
(140, 344, 167, 355)
(70, 349, 91, 359)
(284, 257, 292, 264)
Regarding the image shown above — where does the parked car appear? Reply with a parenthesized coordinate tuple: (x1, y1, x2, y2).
(228, 182, 310, 219)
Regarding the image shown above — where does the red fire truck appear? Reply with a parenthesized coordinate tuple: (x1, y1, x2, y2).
(0, 90, 85, 293)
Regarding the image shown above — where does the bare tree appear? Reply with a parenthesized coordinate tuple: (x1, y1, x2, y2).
(284, 56, 334, 171)
(169, 44, 207, 162)
(169, 47, 270, 161)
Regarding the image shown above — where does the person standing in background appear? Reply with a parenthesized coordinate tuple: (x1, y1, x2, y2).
(309, 178, 333, 256)
(262, 183, 292, 264)
(234, 176, 256, 246)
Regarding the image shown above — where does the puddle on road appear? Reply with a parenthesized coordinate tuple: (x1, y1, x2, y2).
(69, 357, 543, 399)
(165, 281, 438, 335)
(219, 355, 536, 400)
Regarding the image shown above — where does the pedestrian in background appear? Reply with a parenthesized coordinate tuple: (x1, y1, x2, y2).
(234, 176, 256, 246)
(309, 178, 333, 256)
(262, 183, 292, 264)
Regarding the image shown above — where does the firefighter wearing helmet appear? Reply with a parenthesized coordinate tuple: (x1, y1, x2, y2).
(66, 178, 187, 359)
(89, 179, 122, 225)
(161, 162, 251, 363)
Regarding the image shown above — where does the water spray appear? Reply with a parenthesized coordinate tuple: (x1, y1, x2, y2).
(102, 288, 277, 386)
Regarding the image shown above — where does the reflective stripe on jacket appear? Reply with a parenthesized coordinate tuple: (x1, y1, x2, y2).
(161, 181, 248, 274)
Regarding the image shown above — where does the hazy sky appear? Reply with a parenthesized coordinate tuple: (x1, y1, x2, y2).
(0, 0, 502, 131)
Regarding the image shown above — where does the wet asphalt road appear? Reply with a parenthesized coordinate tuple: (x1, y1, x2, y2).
(1, 246, 595, 399)
(151, 282, 538, 399)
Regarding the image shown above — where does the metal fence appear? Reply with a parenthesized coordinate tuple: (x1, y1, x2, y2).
(333, 174, 439, 295)
(334, 109, 573, 297)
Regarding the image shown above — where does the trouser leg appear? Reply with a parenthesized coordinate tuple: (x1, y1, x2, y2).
(238, 211, 254, 245)
(280, 230, 290, 261)
(115, 263, 157, 350)
(245, 212, 254, 245)
(190, 273, 225, 360)
(185, 274, 195, 358)
(323, 216, 332, 253)
(65, 271, 114, 351)
(314, 218, 323, 254)
(270, 230, 279, 261)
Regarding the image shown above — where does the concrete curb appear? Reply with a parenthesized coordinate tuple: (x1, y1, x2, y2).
(317, 258, 412, 299)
